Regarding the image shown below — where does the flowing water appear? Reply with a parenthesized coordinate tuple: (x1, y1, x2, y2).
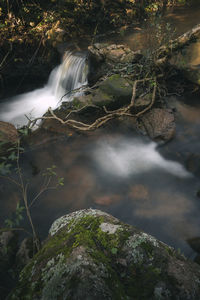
(0, 51, 88, 127)
(1, 5, 200, 259)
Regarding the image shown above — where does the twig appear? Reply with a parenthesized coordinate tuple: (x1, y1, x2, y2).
(0, 227, 32, 236)
(26, 77, 157, 132)
(0, 174, 22, 188)
(16, 140, 41, 251)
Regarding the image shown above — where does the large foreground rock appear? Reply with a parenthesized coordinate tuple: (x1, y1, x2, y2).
(9, 209, 200, 299)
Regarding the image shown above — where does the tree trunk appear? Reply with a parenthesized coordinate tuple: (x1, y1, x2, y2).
(156, 23, 200, 60)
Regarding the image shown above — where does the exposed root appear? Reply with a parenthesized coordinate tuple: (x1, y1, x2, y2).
(27, 77, 157, 131)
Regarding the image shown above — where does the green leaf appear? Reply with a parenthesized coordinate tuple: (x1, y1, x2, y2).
(4, 219, 14, 228)
(8, 152, 17, 161)
(111, 247, 118, 255)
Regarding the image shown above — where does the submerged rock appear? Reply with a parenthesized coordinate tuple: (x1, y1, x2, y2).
(141, 108, 176, 142)
(8, 209, 200, 299)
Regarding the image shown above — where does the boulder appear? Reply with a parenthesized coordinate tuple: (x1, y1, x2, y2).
(0, 121, 18, 144)
(88, 43, 141, 65)
(8, 209, 200, 300)
(74, 74, 133, 110)
(88, 43, 142, 84)
(187, 237, 200, 253)
(141, 108, 175, 142)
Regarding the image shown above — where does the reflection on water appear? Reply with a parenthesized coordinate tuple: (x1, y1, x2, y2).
(1, 125, 200, 259)
(1, 4, 200, 261)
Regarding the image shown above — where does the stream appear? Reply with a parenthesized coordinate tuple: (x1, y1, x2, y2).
(1, 4, 200, 260)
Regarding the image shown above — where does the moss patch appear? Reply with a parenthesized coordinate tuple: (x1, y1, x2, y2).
(8, 209, 200, 300)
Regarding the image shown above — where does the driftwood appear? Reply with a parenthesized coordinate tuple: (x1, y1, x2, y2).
(27, 78, 157, 131)
(156, 23, 200, 60)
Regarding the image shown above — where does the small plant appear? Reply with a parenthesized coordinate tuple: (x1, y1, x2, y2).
(0, 133, 64, 252)
(5, 202, 25, 228)
(143, 14, 176, 62)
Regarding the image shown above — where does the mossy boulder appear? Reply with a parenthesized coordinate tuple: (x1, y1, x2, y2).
(8, 209, 200, 300)
(74, 74, 133, 110)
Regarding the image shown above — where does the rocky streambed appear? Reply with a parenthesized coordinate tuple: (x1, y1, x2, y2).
(1, 12, 200, 300)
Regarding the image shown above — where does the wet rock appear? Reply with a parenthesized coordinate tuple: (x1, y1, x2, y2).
(9, 209, 200, 300)
(129, 184, 149, 200)
(187, 237, 200, 253)
(134, 93, 152, 110)
(0, 121, 19, 157)
(74, 74, 133, 110)
(0, 121, 18, 144)
(88, 43, 142, 64)
(141, 108, 176, 142)
(16, 238, 33, 271)
(0, 229, 18, 299)
(88, 43, 142, 83)
(186, 153, 200, 177)
(94, 194, 121, 206)
(0, 230, 18, 263)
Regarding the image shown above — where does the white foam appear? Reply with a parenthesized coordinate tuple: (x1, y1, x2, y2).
(94, 139, 191, 178)
(0, 51, 88, 128)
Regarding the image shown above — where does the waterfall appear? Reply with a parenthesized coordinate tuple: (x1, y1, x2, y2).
(0, 51, 88, 128)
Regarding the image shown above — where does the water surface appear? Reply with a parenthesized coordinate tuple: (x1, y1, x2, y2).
(1, 4, 200, 260)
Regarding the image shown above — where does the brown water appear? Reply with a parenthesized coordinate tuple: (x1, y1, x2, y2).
(1, 4, 200, 259)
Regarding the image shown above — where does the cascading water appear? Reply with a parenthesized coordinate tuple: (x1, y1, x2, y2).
(0, 51, 88, 127)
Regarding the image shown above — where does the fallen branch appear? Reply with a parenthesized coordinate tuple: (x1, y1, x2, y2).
(27, 78, 157, 131)
(156, 23, 200, 60)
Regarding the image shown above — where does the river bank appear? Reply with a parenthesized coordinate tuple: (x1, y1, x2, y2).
(0, 0, 199, 98)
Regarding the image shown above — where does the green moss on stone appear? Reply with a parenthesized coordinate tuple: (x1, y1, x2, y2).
(8, 209, 200, 299)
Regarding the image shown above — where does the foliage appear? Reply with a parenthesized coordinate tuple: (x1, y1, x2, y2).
(0, 133, 64, 252)
(5, 202, 25, 228)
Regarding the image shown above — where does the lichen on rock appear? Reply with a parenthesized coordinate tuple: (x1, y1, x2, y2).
(8, 209, 200, 300)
